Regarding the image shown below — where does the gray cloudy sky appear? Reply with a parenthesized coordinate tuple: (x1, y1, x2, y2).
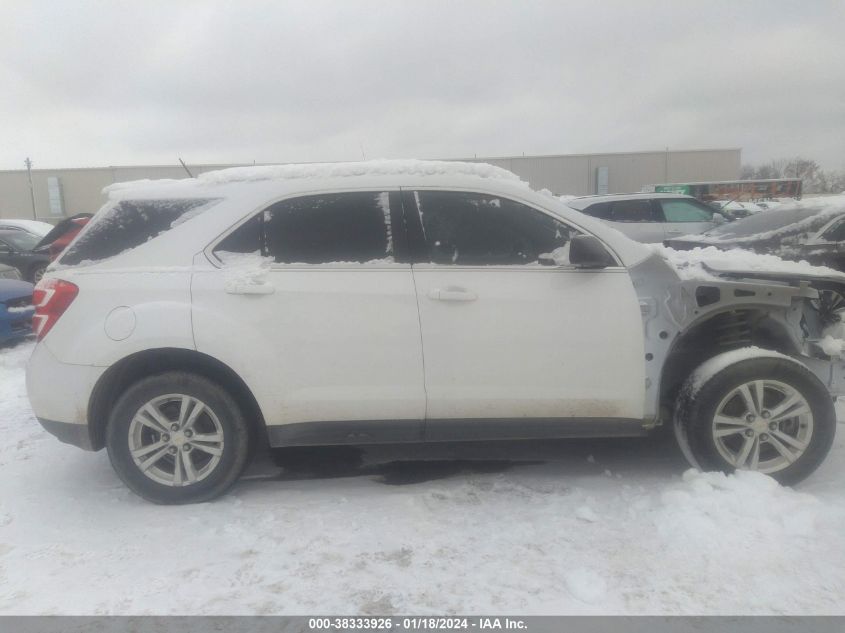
(1, 0, 843, 171)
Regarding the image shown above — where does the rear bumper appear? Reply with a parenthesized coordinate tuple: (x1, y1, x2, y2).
(36, 417, 96, 451)
(26, 342, 106, 443)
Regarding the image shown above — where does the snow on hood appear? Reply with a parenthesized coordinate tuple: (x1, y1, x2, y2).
(652, 244, 845, 282)
(103, 159, 525, 195)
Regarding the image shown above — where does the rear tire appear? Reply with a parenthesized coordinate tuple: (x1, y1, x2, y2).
(675, 354, 836, 486)
(106, 371, 250, 504)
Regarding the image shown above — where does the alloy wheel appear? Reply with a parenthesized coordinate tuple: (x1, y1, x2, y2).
(128, 394, 225, 487)
(711, 379, 813, 474)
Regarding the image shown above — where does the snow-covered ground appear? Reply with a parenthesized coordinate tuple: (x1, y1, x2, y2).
(1, 339, 844, 615)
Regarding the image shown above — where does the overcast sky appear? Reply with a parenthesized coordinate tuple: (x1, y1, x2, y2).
(1, 0, 843, 171)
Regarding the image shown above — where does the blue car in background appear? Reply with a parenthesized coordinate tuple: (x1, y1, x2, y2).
(0, 268, 35, 344)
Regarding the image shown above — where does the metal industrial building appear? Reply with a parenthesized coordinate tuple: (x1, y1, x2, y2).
(0, 148, 741, 222)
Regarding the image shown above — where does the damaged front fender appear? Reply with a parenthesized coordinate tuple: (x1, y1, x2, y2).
(630, 253, 845, 424)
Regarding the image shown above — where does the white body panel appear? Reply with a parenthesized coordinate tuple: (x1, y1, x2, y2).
(191, 261, 426, 426)
(38, 269, 195, 367)
(412, 266, 645, 420)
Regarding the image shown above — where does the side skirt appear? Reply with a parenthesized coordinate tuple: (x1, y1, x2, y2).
(266, 417, 647, 448)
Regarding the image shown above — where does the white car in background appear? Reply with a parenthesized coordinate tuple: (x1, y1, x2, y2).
(24, 161, 843, 503)
(0, 219, 54, 237)
(567, 193, 725, 242)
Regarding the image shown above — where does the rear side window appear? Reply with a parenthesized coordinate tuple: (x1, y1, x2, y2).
(659, 199, 713, 223)
(60, 199, 218, 266)
(214, 192, 396, 264)
(581, 202, 612, 220)
(581, 200, 658, 223)
(608, 200, 659, 223)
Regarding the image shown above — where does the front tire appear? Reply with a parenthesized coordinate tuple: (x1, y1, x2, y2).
(675, 354, 836, 485)
(106, 372, 250, 504)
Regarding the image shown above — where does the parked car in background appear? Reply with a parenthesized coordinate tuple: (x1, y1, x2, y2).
(0, 262, 21, 280)
(0, 276, 34, 344)
(665, 196, 845, 272)
(567, 193, 726, 243)
(33, 213, 93, 261)
(708, 200, 764, 219)
(0, 230, 52, 282)
(0, 219, 54, 238)
(25, 161, 845, 503)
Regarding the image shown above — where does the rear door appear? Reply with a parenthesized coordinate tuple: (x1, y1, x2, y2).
(404, 189, 645, 438)
(658, 198, 716, 239)
(191, 190, 427, 442)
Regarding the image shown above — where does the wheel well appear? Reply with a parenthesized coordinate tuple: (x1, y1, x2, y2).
(657, 309, 801, 421)
(87, 348, 266, 451)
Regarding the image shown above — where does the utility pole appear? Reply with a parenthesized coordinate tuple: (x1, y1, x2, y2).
(25, 157, 37, 219)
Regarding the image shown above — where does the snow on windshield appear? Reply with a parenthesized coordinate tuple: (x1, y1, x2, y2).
(698, 194, 845, 242)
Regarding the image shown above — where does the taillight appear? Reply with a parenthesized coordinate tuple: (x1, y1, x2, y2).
(32, 278, 78, 341)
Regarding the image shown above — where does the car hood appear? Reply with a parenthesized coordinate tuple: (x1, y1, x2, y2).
(0, 279, 35, 301)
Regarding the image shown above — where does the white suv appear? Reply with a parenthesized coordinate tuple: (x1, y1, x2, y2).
(26, 161, 842, 503)
(567, 193, 724, 243)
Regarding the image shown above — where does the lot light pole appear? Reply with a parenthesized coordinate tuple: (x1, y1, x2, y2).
(25, 157, 37, 219)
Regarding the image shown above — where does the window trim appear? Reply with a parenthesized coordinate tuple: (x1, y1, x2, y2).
(400, 187, 624, 269)
(204, 188, 412, 269)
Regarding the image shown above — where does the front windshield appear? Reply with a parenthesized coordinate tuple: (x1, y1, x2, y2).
(703, 205, 824, 239)
(0, 231, 39, 251)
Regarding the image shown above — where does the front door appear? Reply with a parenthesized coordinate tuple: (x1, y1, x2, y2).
(404, 190, 645, 438)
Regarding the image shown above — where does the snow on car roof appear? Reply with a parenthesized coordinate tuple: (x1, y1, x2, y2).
(103, 159, 524, 197)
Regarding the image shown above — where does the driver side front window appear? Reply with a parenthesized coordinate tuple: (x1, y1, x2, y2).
(413, 191, 580, 266)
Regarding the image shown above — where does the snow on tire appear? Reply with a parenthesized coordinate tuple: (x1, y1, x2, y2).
(675, 349, 836, 485)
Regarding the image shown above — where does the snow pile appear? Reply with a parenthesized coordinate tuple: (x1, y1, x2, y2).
(652, 244, 845, 281)
(198, 159, 525, 186)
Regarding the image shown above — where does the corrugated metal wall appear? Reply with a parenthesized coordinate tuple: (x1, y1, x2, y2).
(468, 148, 741, 196)
(0, 149, 740, 221)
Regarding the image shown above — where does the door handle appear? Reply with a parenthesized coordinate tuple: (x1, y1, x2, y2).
(225, 282, 275, 295)
(428, 287, 477, 302)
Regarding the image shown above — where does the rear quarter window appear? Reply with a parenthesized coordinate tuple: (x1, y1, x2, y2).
(60, 199, 218, 266)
